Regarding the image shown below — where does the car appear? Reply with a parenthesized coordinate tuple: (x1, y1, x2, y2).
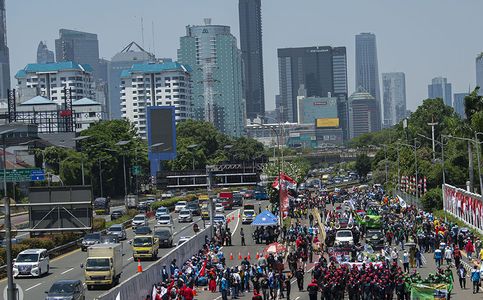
(107, 224, 127, 240)
(100, 234, 120, 244)
(213, 214, 226, 226)
(110, 210, 124, 221)
(334, 230, 354, 247)
(145, 197, 156, 206)
(154, 228, 174, 248)
(132, 214, 148, 229)
(134, 226, 153, 235)
(155, 207, 169, 219)
(254, 191, 269, 200)
(81, 232, 102, 251)
(242, 190, 254, 199)
(174, 201, 187, 213)
(13, 248, 49, 278)
(215, 203, 225, 213)
(178, 209, 193, 223)
(233, 193, 243, 206)
(177, 236, 191, 246)
(157, 214, 173, 225)
(366, 229, 384, 249)
(242, 209, 256, 224)
(45, 279, 85, 300)
(185, 202, 201, 216)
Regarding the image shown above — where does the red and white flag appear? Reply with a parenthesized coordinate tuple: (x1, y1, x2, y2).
(272, 173, 297, 190)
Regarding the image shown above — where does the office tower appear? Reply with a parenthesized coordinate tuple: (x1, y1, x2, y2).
(15, 61, 94, 106)
(277, 46, 348, 137)
(355, 33, 381, 129)
(477, 53, 483, 93)
(453, 93, 467, 118)
(428, 77, 452, 107)
(348, 87, 379, 139)
(36, 41, 55, 64)
(239, 0, 265, 120)
(120, 62, 192, 138)
(0, 0, 9, 99)
(178, 19, 244, 137)
(108, 42, 155, 120)
(382, 72, 406, 127)
(55, 29, 101, 79)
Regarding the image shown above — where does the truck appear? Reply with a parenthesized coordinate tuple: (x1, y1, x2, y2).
(132, 234, 159, 260)
(125, 194, 138, 209)
(218, 191, 234, 209)
(84, 243, 122, 290)
(93, 197, 110, 215)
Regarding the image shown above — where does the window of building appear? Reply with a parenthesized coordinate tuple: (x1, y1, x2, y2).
(60, 77, 66, 81)
(165, 89, 171, 93)
(164, 77, 170, 81)
(76, 124, 82, 129)
(89, 112, 96, 117)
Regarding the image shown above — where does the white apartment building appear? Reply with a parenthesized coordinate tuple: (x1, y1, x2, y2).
(120, 62, 192, 137)
(15, 61, 94, 106)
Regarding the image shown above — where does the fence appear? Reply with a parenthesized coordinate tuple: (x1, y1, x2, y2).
(393, 189, 422, 209)
(95, 225, 212, 300)
(442, 183, 483, 235)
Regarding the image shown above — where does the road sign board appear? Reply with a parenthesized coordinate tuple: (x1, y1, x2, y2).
(0, 168, 44, 182)
(132, 165, 142, 176)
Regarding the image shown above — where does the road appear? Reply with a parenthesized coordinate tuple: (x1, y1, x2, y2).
(0, 206, 210, 299)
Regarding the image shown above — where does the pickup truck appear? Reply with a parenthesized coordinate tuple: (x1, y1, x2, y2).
(84, 243, 122, 290)
(132, 235, 159, 260)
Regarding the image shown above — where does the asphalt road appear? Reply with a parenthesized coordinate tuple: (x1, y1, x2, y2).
(0, 207, 208, 299)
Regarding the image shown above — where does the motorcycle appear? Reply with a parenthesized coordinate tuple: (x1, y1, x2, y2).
(193, 223, 199, 233)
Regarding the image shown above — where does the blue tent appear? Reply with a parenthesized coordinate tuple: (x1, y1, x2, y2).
(252, 210, 278, 226)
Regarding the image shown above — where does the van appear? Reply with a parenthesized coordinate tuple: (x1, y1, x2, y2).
(13, 249, 49, 278)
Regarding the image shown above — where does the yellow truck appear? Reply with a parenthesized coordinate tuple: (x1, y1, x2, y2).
(84, 243, 122, 290)
(132, 234, 159, 260)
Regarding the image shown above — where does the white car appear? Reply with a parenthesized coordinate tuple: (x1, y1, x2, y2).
(177, 236, 191, 246)
(13, 249, 49, 278)
(213, 214, 226, 225)
(157, 214, 173, 225)
(132, 214, 148, 229)
(155, 207, 169, 219)
(174, 201, 187, 213)
(334, 230, 354, 247)
(178, 209, 193, 222)
(215, 203, 225, 213)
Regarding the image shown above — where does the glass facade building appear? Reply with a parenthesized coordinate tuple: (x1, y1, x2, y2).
(428, 77, 452, 107)
(382, 72, 406, 127)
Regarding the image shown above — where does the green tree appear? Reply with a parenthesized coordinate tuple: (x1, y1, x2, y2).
(355, 154, 372, 179)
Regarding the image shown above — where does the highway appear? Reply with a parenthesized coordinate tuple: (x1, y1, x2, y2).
(0, 205, 217, 299)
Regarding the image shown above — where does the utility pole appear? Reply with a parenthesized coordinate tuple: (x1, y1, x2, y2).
(469, 141, 474, 192)
(427, 119, 438, 161)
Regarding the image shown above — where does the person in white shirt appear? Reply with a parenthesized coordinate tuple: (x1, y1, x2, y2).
(444, 246, 453, 265)
(402, 250, 410, 272)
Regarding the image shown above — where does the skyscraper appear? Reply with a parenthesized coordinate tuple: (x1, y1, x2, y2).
(453, 93, 467, 118)
(428, 77, 452, 107)
(0, 0, 10, 100)
(277, 46, 349, 138)
(178, 19, 244, 137)
(36, 41, 55, 64)
(55, 29, 101, 79)
(476, 53, 483, 93)
(108, 42, 155, 120)
(382, 72, 406, 127)
(355, 33, 381, 130)
(348, 87, 379, 139)
(239, 0, 265, 121)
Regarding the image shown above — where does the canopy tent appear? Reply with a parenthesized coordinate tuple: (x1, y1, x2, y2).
(251, 210, 278, 226)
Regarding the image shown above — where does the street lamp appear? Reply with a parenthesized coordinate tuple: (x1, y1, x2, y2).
(0, 128, 17, 300)
(187, 144, 199, 171)
(397, 139, 421, 206)
(115, 140, 131, 200)
(73, 135, 92, 186)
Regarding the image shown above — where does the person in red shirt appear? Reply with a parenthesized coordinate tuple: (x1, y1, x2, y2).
(252, 290, 263, 300)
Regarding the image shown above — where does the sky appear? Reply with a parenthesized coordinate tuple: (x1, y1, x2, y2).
(6, 0, 483, 111)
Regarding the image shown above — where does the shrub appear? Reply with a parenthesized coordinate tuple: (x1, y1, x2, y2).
(21, 238, 55, 250)
(106, 215, 132, 228)
(127, 209, 138, 218)
(421, 188, 443, 212)
(93, 218, 106, 231)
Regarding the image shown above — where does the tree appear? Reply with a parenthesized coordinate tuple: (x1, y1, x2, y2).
(355, 154, 372, 179)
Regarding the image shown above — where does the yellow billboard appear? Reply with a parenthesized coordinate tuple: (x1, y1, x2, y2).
(316, 118, 339, 128)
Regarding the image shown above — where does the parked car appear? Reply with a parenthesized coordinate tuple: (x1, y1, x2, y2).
(81, 232, 102, 251)
(175, 201, 187, 213)
(132, 214, 148, 229)
(107, 224, 127, 240)
(45, 279, 85, 300)
(13, 248, 49, 278)
(155, 207, 169, 219)
(178, 209, 193, 223)
(134, 226, 152, 235)
(110, 210, 124, 221)
(157, 214, 173, 225)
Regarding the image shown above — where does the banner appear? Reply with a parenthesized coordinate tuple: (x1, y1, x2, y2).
(443, 184, 483, 233)
(410, 283, 451, 300)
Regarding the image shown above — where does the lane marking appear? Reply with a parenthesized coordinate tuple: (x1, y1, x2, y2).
(61, 267, 74, 275)
(25, 283, 42, 291)
(128, 257, 133, 261)
(295, 297, 300, 300)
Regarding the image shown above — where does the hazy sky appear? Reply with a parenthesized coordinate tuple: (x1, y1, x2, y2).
(7, 0, 483, 111)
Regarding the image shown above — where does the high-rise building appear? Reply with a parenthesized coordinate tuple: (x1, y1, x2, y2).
(355, 33, 381, 130)
(348, 87, 379, 139)
(428, 77, 452, 107)
(178, 19, 244, 137)
(15, 61, 95, 106)
(0, 0, 10, 100)
(476, 53, 483, 93)
(382, 72, 406, 127)
(108, 42, 155, 120)
(277, 46, 348, 138)
(36, 41, 55, 64)
(453, 93, 467, 118)
(239, 0, 265, 121)
(120, 62, 192, 138)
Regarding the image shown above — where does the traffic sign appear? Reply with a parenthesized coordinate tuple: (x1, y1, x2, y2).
(0, 168, 45, 182)
(132, 165, 142, 176)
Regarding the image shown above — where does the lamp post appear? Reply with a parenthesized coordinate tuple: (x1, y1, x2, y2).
(397, 139, 421, 206)
(72, 135, 92, 186)
(115, 140, 131, 200)
(187, 144, 199, 171)
(1, 128, 17, 300)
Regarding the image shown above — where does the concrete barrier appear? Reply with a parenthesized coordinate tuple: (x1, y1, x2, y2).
(95, 226, 212, 300)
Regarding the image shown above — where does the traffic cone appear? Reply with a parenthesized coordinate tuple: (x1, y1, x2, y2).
(256, 252, 260, 259)
(238, 213, 241, 218)
(238, 252, 242, 260)
(137, 259, 143, 273)
(230, 253, 233, 260)
(232, 215, 235, 221)
(248, 252, 251, 260)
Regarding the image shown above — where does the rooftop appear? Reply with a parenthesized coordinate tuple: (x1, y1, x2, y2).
(349, 86, 376, 101)
(120, 62, 192, 78)
(73, 98, 100, 106)
(20, 96, 55, 105)
(15, 61, 93, 78)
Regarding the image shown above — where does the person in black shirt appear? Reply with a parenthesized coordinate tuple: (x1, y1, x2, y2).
(307, 278, 319, 300)
(295, 267, 305, 291)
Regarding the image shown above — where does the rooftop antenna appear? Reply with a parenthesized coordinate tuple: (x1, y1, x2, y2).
(141, 17, 145, 48)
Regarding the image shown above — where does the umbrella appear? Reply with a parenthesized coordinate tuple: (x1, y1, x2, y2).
(263, 242, 287, 255)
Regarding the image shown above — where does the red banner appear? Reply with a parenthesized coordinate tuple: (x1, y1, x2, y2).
(443, 184, 483, 232)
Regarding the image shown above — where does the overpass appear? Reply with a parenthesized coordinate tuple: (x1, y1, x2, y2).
(270, 148, 378, 166)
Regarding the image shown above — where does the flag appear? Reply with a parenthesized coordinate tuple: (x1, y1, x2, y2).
(152, 285, 157, 300)
(198, 258, 208, 277)
(280, 183, 289, 218)
(272, 173, 297, 190)
(116, 292, 121, 300)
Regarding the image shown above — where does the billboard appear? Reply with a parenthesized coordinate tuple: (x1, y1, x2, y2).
(147, 106, 177, 176)
(28, 186, 93, 231)
(316, 118, 340, 128)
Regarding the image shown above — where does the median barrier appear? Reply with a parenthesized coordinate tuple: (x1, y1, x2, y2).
(95, 225, 212, 300)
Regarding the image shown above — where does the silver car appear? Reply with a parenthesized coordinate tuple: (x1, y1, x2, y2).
(107, 224, 127, 240)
